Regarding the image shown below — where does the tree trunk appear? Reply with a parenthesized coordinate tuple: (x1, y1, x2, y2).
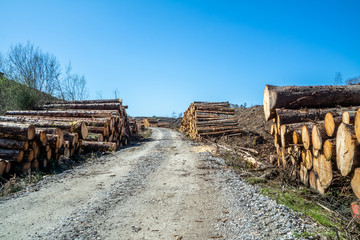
(0, 122, 35, 141)
(336, 123, 360, 176)
(263, 84, 360, 121)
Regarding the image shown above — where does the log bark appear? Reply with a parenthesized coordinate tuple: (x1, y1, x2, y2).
(336, 123, 360, 176)
(44, 98, 122, 105)
(0, 122, 35, 141)
(263, 84, 360, 121)
(0, 139, 29, 150)
(0, 149, 23, 162)
(81, 141, 116, 153)
(40, 102, 122, 111)
(6, 110, 117, 118)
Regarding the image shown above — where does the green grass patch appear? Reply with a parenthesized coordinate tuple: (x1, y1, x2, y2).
(260, 184, 347, 239)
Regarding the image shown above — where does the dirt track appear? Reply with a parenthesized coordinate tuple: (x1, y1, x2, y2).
(0, 128, 311, 239)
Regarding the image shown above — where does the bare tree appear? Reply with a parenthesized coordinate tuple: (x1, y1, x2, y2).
(334, 72, 343, 85)
(346, 75, 360, 85)
(113, 88, 119, 99)
(0, 52, 4, 73)
(5, 42, 61, 96)
(59, 63, 88, 101)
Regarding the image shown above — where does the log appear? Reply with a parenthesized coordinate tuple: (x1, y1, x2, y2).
(63, 132, 78, 147)
(4, 160, 11, 173)
(0, 160, 6, 175)
(302, 125, 313, 150)
(46, 134, 61, 149)
(316, 178, 326, 195)
(85, 133, 104, 142)
(0, 139, 29, 150)
(0, 122, 35, 141)
(354, 109, 360, 143)
(343, 111, 357, 124)
(280, 125, 293, 148)
(6, 110, 117, 118)
(323, 139, 335, 161)
(350, 202, 360, 221)
(23, 149, 35, 162)
(309, 170, 317, 191)
(311, 124, 327, 150)
(263, 84, 360, 121)
(324, 113, 342, 137)
(351, 168, 360, 199)
(40, 102, 122, 111)
(44, 98, 122, 105)
(313, 154, 320, 176)
(38, 128, 64, 147)
(0, 149, 24, 162)
(336, 123, 360, 176)
(31, 159, 39, 171)
(81, 141, 116, 153)
(292, 130, 302, 144)
(318, 154, 333, 189)
(300, 162, 309, 186)
(305, 149, 313, 170)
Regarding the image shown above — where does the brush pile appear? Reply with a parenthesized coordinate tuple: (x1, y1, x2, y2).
(0, 99, 135, 177)
(264, 84, 360, 201)
(180, 101, 242, 140)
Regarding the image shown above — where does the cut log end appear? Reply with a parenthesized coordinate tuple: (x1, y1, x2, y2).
(355, 109, 360, 143)
(336, 123, 360, 176)
(351, 168, 360, 199)
(302, 125, 311, 149)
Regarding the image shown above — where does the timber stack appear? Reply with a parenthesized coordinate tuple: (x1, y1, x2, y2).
(180, 101, 242, 140)
(143, 118, 158, 127)
(0, 98, 134, 177)
(264, 84, 360, 205)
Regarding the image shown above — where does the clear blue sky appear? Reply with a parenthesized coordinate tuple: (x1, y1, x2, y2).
(1, 0, 359, 116)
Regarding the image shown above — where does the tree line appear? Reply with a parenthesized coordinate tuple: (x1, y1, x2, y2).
(0, 42, 88, 113)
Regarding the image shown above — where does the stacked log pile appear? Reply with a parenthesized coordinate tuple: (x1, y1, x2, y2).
(0, 99, 133, 177)
(143, 118, 158, 127)
(264, 84, 360, 201)
(158, 122, 170, 128)
(180, 101, 242, 139)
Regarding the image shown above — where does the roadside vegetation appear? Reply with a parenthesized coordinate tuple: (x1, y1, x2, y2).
(0, 42, 88, 114)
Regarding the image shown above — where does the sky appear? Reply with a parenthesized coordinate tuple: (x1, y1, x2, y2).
(1, 0, 360, 117)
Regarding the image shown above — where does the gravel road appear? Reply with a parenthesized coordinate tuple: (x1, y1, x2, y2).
(0, 128, 315, 239)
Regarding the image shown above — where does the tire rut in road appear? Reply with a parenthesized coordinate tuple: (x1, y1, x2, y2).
(35, 130, 173, 240)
